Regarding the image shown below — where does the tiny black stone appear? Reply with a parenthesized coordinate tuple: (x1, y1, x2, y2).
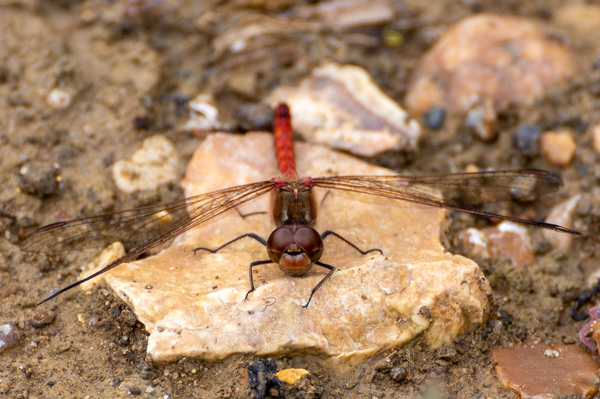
(512, 124, 540, 156)
(422, 107, 446, 130)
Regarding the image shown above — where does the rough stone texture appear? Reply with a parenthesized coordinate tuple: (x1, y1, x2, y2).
(405, 14, 576, 115)
(112, 135, 180, 193)
(86, 133, 490, 363)
(494, 339, 598, 398)
(267, 63, 421, 157)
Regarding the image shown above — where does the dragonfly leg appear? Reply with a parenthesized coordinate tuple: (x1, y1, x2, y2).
(319, 190, 333, 207)
(193, 233, 267, 255)
(245, 260, 273, 301)
(320, 230, 383, 256)
(303, 261, 336, 308)
(573, 279, 600, 320)
(234, 207, 266, 219)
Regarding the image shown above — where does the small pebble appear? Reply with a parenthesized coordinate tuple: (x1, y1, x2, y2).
(47, 88, 72, 110)
(275, 368, 309, 385)
(458, 222, 534, 268)
(79, 8, 98, 23)
(512, 124, 540, 156)
(0, 324, 20, 353)
(390, 365, 408, 382)
(486, 222, 535, 268)
(133, 115, 153, 130)
(181, 93, 221, 132)
(0, 283, 21, 298)
(17, 313, 26, 330)
(456, 228, 490, 261)
(464, 163, 479, 173)
(544, 349, 560, 358)
(591, 123, 600, 155)
(422, 107, 446, 130)
(465, 100, 497, 141)
(30, 309, 55, 328)
(540, 130, 576, 166)
(17, 161, 59, 197)
(234, 103, 274, 132)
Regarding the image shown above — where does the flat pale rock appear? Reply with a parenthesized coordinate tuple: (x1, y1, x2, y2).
(93, 133, 490, 363)
(267, 63, 421, 157)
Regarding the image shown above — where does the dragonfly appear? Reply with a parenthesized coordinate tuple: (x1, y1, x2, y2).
(21, 103, 580, 307)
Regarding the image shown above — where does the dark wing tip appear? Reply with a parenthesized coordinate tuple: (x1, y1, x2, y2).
(518, 169, 563, 187)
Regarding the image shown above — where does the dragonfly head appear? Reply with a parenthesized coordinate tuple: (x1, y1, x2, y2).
(267, 226, 324, 276)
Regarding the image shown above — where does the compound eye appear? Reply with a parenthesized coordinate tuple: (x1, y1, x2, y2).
(267, 227, 294, 254)
(294, 227, 323, 260)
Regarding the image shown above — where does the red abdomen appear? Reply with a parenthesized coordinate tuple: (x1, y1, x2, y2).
(273, 103, 297, 178)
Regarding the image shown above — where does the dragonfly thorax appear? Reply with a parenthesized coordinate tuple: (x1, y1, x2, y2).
(271, 181, 317, 227)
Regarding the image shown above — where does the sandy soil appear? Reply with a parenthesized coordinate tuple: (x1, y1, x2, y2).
(1, 0, 599, 398)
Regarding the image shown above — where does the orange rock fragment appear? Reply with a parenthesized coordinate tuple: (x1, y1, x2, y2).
(493, 340, 598, 398)
(540, 131, 576, 166)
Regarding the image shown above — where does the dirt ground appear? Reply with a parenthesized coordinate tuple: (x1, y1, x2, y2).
(1, 0, 600, 398)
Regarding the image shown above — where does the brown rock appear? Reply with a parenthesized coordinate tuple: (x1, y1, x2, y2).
(482, 222, 535, 268)
(405, 14, 576, 115)
(30, 309, 55, 328)
(0, 283, 21, 299)
(540, 131, 576, 166)
(458, 221, 534, 268)
(456, 228, 490, 261)
(86, 133, 490, 363)
(494, 339, 598, 398)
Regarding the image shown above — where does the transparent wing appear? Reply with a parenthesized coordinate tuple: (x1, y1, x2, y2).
(20, 180, 276, 303)
(21, 180, 276, 253)
(311, 169, 578, 234)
